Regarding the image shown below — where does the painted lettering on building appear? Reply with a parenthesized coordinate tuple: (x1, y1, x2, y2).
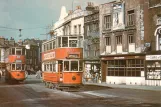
(114, 57, 125, 59)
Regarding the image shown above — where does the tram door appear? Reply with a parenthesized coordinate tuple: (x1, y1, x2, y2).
(58, 61, 63, 82)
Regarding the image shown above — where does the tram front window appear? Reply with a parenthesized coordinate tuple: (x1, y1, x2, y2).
(71, 61, 78, 71)
(64, 61, 69, 71)
(12, 48, 15, 55)
(22, 64, 25, 70)
(16, 64, 21, 70)
(79, 61, 83, 71)
(62, 37, 68, 47)
(12, 64, 15, 70)
(16, 48, 22, 55)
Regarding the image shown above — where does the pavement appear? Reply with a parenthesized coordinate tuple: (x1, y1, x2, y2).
(84, 82, 161, 91)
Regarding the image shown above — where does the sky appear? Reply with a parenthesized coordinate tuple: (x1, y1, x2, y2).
(0, 0, 112, 41)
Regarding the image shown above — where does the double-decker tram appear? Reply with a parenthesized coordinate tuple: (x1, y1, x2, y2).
(42, 35, 83, 91)
(5, 46, 26, 83)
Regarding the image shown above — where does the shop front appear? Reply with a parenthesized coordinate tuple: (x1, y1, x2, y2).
(101, 53, 146, 85)
(145, 51, 161, 86)
(84, 60, 101, 83)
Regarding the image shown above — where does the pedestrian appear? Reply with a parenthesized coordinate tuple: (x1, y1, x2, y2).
(36, 69, 42, 79)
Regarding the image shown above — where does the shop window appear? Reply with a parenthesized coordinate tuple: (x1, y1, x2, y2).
(62, 37, 68, 47)
(64, 61, 69, 71)
(71, 61, 78, 71)
(107, 59, 143, 77)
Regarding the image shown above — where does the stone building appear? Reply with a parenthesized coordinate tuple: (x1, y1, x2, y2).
(99, 0, 146, 85)
(84, 2, 101, 83)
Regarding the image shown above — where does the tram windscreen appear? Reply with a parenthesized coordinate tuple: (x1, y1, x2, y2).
(71, 61, 78, 71)
(16, 64, 21, 70)
(64, 61, 69, 71)
(16, 48, 21, 55)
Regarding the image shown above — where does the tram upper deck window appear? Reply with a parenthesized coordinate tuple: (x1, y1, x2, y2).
(69, 40, 77, 47)
(16, 48, 22, 55)
(12, 48, 15, 55)
(22, 48, 25, 55)
(62, 37, 68, 47)
(71, 61, 78, 71)
(58, 37, 61, 47)
(53, 41, 55, 49)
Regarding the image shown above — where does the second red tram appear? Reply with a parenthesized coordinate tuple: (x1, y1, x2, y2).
(42, 36, 83, 90)
(5, 46, 26, 83)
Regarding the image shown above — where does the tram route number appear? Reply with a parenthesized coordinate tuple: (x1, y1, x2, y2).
(68, 54, 79, 58)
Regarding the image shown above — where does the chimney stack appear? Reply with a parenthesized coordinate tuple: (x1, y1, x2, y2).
(0, 36, 5, 45)
(76, 5, 81, 10)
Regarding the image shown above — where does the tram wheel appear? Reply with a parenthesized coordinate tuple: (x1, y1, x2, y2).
(49, 83, 53, 89)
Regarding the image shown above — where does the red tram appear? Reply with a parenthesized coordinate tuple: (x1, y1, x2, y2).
(5, 46, 26, 83)
(42, 36, 83, 91)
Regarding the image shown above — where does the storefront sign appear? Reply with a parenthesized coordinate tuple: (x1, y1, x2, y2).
(114, 57, 125, 59)
(44, 52, 55, 60)
(146, 55, 161, 60)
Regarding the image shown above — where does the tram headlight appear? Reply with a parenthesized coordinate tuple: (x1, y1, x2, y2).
(17, 74, 20, 76)
(72, 76, 76, 80)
